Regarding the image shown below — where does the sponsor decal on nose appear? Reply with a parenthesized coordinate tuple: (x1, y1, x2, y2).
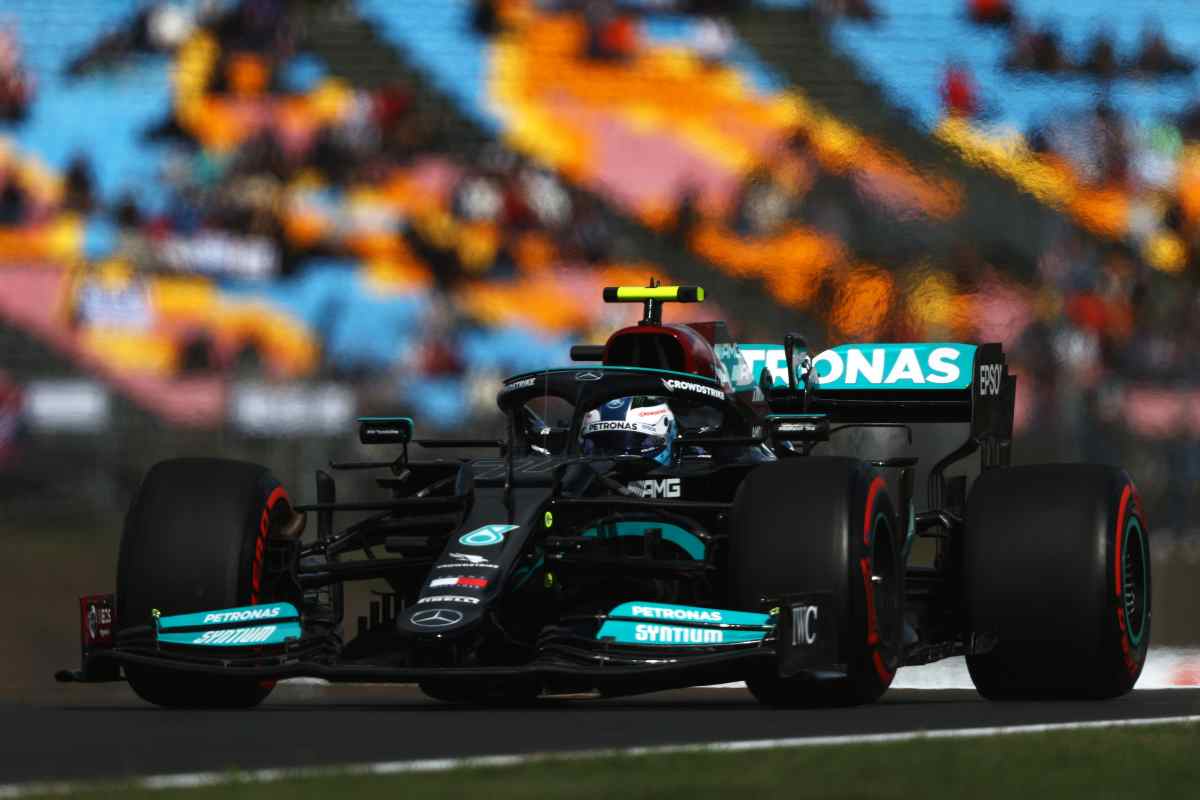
(429, 576, 490, 589)
(459, 524, 519, 547)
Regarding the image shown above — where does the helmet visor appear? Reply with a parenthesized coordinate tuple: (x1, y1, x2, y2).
(582, 429, 666, 458)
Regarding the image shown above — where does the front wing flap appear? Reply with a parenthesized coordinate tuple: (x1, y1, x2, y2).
(58, 597, 848, 691)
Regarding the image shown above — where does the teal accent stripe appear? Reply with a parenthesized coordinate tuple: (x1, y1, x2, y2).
(597, 620, 766, 646)
(156, 602, 299, 631)
(155, 602, 302, 648)
(580, 522, 705, 560)
(902, 502, 917, 561)
(1125, 517, 1148, 648)
(606, 602, 771, 627)
(158, 621, 301, 647)
(596, 602, 772, 646)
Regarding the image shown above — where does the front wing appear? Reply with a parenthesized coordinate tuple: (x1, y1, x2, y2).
(57, 596, 846, 696)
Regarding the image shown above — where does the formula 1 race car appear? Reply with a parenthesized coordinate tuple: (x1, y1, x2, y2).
(59, 285, 1151, 707)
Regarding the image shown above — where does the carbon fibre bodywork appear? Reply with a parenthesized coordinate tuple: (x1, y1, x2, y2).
(60, 290, 1021, 699)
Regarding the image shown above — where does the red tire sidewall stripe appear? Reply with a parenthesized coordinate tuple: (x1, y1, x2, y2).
(250, 486, 289, 606)
(1113, 482, 1144, 679)
(252, 485, 289, 693)
(861, 475, 893, 685)
(863, 476, 884, 547)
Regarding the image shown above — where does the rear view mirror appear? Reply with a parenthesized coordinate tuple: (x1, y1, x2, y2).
(358, 417, 414, 445)
(768, 414, 829, 443)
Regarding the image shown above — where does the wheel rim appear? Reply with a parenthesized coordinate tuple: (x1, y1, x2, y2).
(871, 514, 901, 658)
(1122, 517, 1148, 648)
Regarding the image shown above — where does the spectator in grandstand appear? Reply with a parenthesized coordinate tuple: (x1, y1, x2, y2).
(1026, 123, 1051, 154)
(693, 16, 734, 67)
(211, 0, 290, 57)
(0, 25, 33, 122)
(111, 193, 155, 269)
(940, 60, 979, 119)
(0, 370, 23, 467)
(1029, 103, 1139, 191)
(419, 331, 467, 378)
(471, 0, 533, 37)
(1030, 23, 1069, 73)
(519, 163, 573, 231)
(1092, 102, 1131, 186)
(1167, 93, 1200, 142)
(452, 169, 505, 224)
(372, 83, 414, 135)
(0, 166, 29, 225)
(472, 0, 504, 36)
(1131, 24, 1194, 76)
(62, 155, 96, 215)
(814, 0, 879, 24)
(0, 379, 20, 465)
(671, 184, 701, 244)
(967, 0, 1014, 28)
(685, 0, 751, 13)
(732, 167, 792, 238)
(584, 1, 639, 61)
(568, 196, 613, 264)
(416, 299, 467, 378)
(1004, 22, 1037, 71)
(1082, 30, 1120, 80)
(66, 2, 196, 76)
(1004, 21, 1069, 74)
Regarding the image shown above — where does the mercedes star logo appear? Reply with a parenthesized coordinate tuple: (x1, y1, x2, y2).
(575, 371, 602, 381)
(410, 608, 464, 628)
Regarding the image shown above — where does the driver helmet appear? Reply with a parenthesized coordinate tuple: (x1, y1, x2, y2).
(580, 396, 677, 465)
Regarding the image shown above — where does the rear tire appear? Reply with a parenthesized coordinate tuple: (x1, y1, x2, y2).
(117, 458, 292, 708)
(964, 464, 1150, 700)
(730, 458, 903, 707)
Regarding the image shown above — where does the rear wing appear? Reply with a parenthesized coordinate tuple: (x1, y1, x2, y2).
(736, 341, 1015, 442)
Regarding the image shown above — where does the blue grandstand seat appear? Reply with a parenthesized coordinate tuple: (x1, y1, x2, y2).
(355, 0, 497, 131)
(827, 0, 1200, 132)
(229, 261, 428, 373)
(5, 0, 172, 208)
(408, 376, 470, 428)
(460, 326, 572, 375)
(357, 0, 792, 128)
(640, 14, 786, 95)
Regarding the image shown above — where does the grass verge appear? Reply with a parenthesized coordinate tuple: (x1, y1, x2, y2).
(29, 721, 1200, 800)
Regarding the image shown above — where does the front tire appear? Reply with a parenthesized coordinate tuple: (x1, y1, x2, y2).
(117, 458, 293, 708)
(730, 458, 903, 707)
(964, 464, 1150, 700)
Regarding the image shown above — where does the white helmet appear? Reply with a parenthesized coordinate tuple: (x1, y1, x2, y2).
(580, 396, 677, 465)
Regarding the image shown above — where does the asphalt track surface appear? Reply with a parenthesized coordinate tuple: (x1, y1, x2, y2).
(2, 685, 1199, 787)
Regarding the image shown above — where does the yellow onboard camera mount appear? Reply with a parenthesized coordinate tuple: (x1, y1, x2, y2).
(601, 280, 705, 326)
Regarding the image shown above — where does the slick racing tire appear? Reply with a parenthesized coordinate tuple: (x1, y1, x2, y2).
(117, 458, 293, 709)
(730, 458, 903, 708)
(964, 464, 1150, 700)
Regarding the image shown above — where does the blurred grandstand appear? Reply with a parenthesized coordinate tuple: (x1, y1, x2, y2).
(2, 0, 1200, 549)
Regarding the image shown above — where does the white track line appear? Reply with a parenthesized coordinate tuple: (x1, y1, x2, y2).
(2, 713, 1199, 798)
(709, 648, 1200, 690)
